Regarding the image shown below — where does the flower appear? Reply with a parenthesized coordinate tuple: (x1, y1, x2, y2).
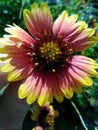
(0, 3, 98, 106)
(31, 103, 56, 130)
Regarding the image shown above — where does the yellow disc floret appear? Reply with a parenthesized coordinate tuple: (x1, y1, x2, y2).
(40, 42, 61, 63)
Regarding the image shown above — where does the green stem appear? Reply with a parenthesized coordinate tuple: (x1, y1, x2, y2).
(70, 100, 88, 130)
(0, 84, 9, 96)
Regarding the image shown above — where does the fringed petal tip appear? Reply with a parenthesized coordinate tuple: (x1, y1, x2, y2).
(76, 21, 88, 30)
(31, 2, 49, 9)
(23, 9, 30, 19)
(23, 2, 52, 37)
(0, 38, 12, 46)
(0, 53, 8, 62)
(31, 2, 39, 8)
(18, 85, 27, 99)
(4, 23, 35, 45)
(85, 28, 95, 37)
(61, 87, 74, 99)
(37, 92, 52, 106)
(38, 99, 50, 106)
(91, 36, 98, 45)
(60, 11, 69, 19)
(4, 24, 16, 34)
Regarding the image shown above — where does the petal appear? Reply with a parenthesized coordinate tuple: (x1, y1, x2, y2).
(58, 15, 97, 51)
(70, 56, 98, 77)
(47, 73, 64, 102)
(23, 3, 52, 37)
(19, 71, 64, 105)
(58, 14, 78, 36)
(18, 73, 42, 104)
(68, 65, 93, 87)
(72, 28, 95, 42)
(62, 21, 88, 40)
(53, 12, 78, 37)
(1, 59, 15, 72)
(0, 52, 8, 61)
(61, 86, 73, 99)
(71, 36, 97, 51)
(68, 27, 97, 51)
(58, 71, 74, 98)
(38, 73, 64, 105)
(6, 58, 33, 81)
(69, 75, 82, 93)
(71, 55, 98, 68)
(0, 45, 28, 57)
(0, 38, 14, 46)
(53, 68, 82, 96)
(18, 72, 49, 105)
(65, 71, 83, 93)
(53, 11, 68, 35)
(68, 56, 98, 87)
(37, 84, 52, 106)
(5, 24, 35, 45)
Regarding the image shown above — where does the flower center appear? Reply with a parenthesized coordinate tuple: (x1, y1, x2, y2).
(40, 42, 61, 63)
(45, 113, 54, 127)
(31, 40, 72, 72)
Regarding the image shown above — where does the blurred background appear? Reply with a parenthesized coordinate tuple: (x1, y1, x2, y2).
(0, 0, 98, 130)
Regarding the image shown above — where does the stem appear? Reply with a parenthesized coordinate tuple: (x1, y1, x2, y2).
(70, 100, 88, 130)
(0, 84, 9, 96)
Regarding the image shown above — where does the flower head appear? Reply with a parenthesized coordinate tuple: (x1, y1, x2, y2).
(31, 103, 56, 130)
(0, 3, 98, 105)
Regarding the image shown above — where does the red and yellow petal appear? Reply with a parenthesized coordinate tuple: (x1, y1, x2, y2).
(10, 61, 32, 82)
(68, 56, 98, 88)
(38, 73, 64, 105)
(38, 84, 52, 106)
(0, 45, 28, 58)
(53, 11, 68, 35)
(58, 72, 74, 99)
(68, 65, 93, 86)
(18, 73, 42, 104)
(71, 36, 97, 51)
(60, 84, 74, 99)
(70, 56, 98, 77)
(53, 11, 78, 37)
(1, 60, 15, 72)
(18, 72, 64, 106)
(23, 2, 52, 37)
(69, 27, 97, 51)
(7, 66, 32, 82)
(1, 57, 33, 81)
(68, 74, 83, 93)
(46, 73, 64, 102)
(71, 55, 98, 69)
(62, 20, 88, 41)
(5, 24, 35, 45)
(53, 10, 97, 51)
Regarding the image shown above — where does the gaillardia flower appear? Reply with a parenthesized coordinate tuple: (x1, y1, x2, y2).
(31, 103, 56, 129)
(0, 3, 98, 105)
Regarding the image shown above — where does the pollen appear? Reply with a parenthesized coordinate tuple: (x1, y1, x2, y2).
(45, 113, 54, 127)
(34, 62, 39, 66)
(52, 69, 56, 72)
(32, 52, 36, 56)
(40, 42, 61, 63)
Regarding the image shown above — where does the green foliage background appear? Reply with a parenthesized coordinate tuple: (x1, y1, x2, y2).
(0, 0, 98, 130)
